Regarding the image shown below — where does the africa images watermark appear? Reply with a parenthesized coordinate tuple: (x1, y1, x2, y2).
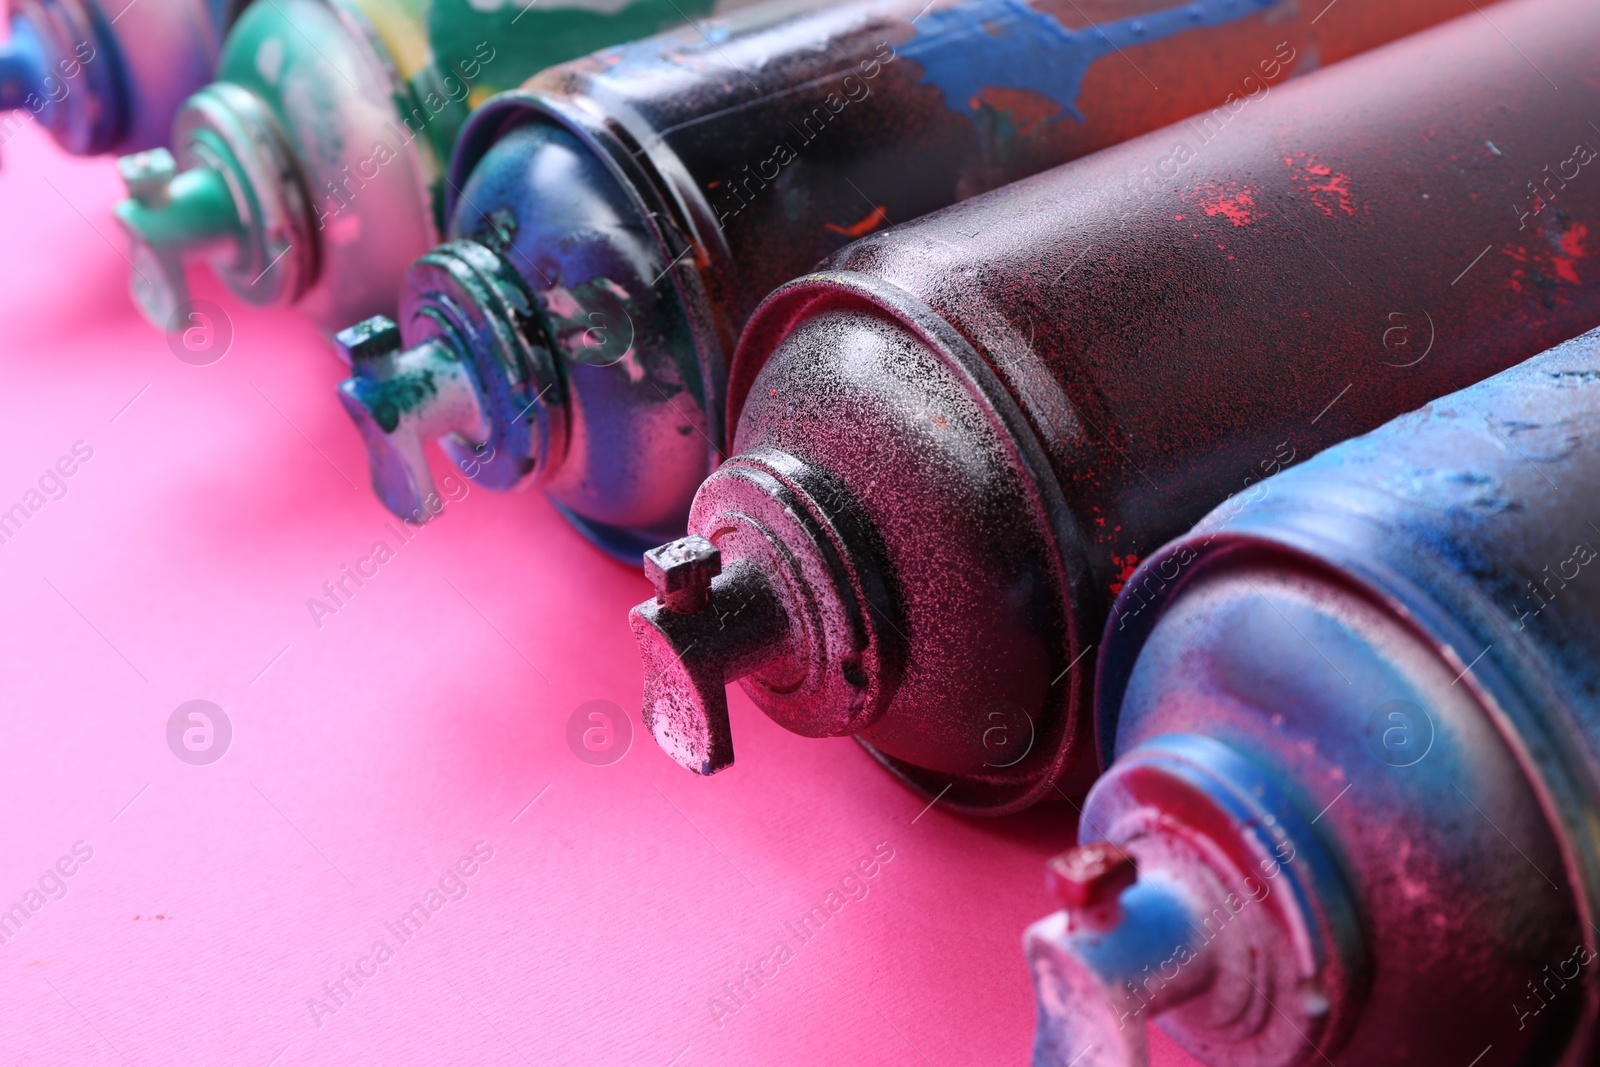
(0, 440, 95, 548)
(1113, 40, 1298, 229)
(305, 840, 495, 1029)
(1510, 526, 1599, 631)
(316, 42, 498, 230)
(304, 468, 475, 630)
(0, 841, 95, 949)
(1111, 833, 1298, 1031)
(1514, 940, 1596, 1031)
(708, 43, 897, 229)
(1514, 138, 1597, 232)
(706, 842, 896, 1031)
(0, 39, 97, 147)
(1110, 439, 1297, 631)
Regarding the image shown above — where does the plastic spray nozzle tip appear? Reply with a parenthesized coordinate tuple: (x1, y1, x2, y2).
(337, 375, 436, 522)
(336, 324, 490, 523)
(335, 315, 403, 364)
(119, 148, 177, 207)
(335, 318, 432, 520)
(1047, 843, 1138, 917)
(637, 645, 735, 777)
(644, 535, 722, 614)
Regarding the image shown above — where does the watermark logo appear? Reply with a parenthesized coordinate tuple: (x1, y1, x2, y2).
(980, 700, 1035, 768)
(566, 699, 632, 766)
(565, 306, 635, 368)
(548, 280, 636, 370)
(1379, 308, 1434, 368)
(166, 700, 232, 766)
(1365, 699, 1433, 767)
(166, 300, 233, 366)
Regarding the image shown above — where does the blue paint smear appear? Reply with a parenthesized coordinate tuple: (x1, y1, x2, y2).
(904, 0, 1282, 124)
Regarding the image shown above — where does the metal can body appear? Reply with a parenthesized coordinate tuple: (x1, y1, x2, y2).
(628, 0, 1600, 813)
(1023, 328, 1600, 1067)
(0, 0, 241, 158)
(112, 0, 463, 335)
(336, 0, 1481, 556)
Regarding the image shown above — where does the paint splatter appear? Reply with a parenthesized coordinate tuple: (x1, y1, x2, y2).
(1505, 216, 1592, 297)
(1198, 186, 1256, 227)
(907, 0, 1282, 125)
(1109, 553, 1141, 596)
(825, 204, 890, 238)
(972, 86, 1063, 138)
(1284, 152, 1356, 217)
(1551, 221, 1589, 285)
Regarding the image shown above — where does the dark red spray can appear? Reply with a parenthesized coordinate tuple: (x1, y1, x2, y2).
(630, 0, 1600, 813)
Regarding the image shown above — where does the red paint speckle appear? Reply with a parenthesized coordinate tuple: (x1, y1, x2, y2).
(1109, 554, 1141, 596)
(1284, 153, 1357, 217)
(1504, 222, 1592, 293)
(1199, 187, 1256, 227)
(1552, 222, 1589, 284)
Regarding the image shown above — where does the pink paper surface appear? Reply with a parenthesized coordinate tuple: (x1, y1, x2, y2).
(0, 125, 1202, 1067)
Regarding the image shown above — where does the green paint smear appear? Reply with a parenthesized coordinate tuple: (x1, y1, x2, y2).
(428, 0, 721, 98)
(354, 365, 447, 433)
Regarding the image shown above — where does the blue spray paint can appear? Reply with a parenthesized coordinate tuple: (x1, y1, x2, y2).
(0, 0, 245, 158)
(1027, 328, 1600, 1065)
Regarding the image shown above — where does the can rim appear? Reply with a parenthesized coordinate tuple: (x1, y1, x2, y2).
(446, 88, 735, 456)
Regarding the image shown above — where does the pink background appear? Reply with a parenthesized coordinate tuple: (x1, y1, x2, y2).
(0, 125, 1199, 1066)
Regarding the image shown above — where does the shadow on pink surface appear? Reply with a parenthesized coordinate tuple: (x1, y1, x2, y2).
(0, 123, 1201, 1067)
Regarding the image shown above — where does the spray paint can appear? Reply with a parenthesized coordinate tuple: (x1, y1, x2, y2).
(1025, 326, 1600, 1067)
(627, 0, 1600, 813)
(0, 0, 244, 160)
(331, 0, 1481, 553)
(111, 0, 469, 335)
